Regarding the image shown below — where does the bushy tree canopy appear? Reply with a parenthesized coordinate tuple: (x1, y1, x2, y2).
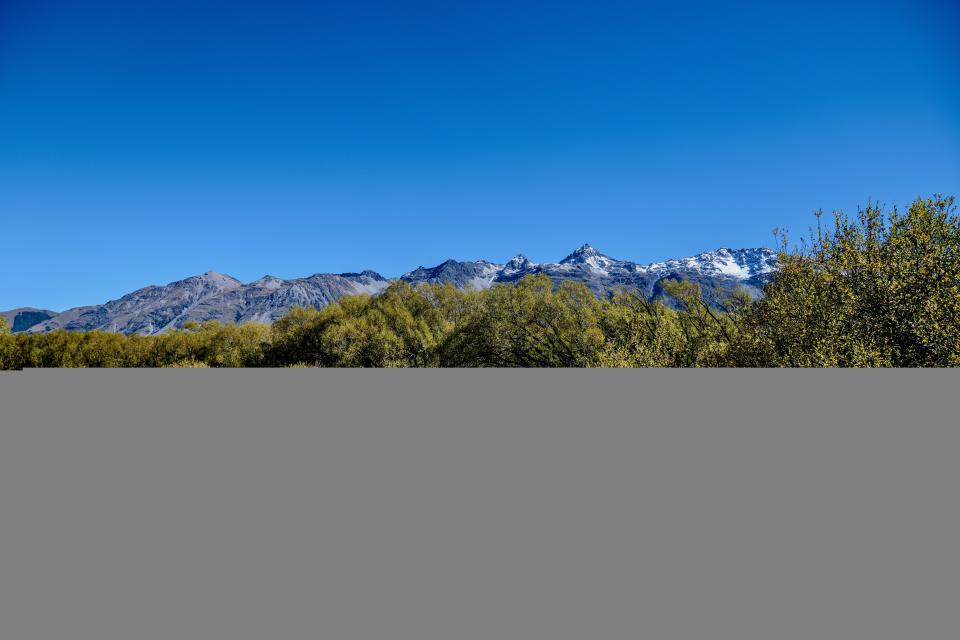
(734, 195, 960, 367)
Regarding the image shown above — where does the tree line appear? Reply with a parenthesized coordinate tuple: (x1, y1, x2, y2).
(3, 196, 958, 369)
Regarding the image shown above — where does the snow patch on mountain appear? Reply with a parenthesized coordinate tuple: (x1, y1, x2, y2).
(645, 247, 778, 278)
(501, 254, 537, 276)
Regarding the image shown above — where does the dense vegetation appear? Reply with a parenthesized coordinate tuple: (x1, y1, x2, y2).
(3, 196, 958, 369)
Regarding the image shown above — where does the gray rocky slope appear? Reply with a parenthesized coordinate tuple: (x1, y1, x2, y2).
(0, 308, 58, 333)
(14, 245, 777, 335)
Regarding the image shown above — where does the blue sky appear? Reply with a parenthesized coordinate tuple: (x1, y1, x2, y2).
(2, 0, 958, 311)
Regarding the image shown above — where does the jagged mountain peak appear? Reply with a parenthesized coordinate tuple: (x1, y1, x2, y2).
(646, 247, 778, 278)
(503, 254, 534, 271)
(557, 243, 625, 275)
(199, 270, 240, 283)
(560, 243, 604, 263)
(337, 270, 387, 281)
(401, 258, 504, 290)
(252, 275, 285, 290)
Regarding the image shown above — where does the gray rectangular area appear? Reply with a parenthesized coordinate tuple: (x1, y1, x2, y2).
(1, 369, 958, 639)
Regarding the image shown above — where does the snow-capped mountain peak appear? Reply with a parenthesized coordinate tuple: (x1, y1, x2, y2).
(560, 243, 603, 264)
(502, 254, 536, 274)
(558, 243, 624, 275)
(646, 247, 778, 279)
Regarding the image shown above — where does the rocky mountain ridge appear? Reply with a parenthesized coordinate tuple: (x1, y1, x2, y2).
(8, 245, 778, 335)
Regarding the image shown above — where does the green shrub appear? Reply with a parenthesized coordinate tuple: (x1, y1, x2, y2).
(733, 196, 960, 367)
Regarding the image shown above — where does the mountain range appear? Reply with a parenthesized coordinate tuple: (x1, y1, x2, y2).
(4, 245, 778, 335)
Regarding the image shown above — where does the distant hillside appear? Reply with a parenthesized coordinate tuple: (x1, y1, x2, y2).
(0, 308, 59, 333)
(19, 245, 777, 335)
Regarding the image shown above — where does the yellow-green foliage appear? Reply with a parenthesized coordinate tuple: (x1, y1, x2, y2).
(267, 282, 467, 367)
(734, 195, 960, 367)
(0, 316, 14, 368)
(440, 276, 606, 367)
(1, 196, 957, 369)
(266, 275, 741, 368)
(0, 320, 271, 369)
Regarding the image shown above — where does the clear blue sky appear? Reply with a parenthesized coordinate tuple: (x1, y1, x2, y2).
(2, 0, 958, 311)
